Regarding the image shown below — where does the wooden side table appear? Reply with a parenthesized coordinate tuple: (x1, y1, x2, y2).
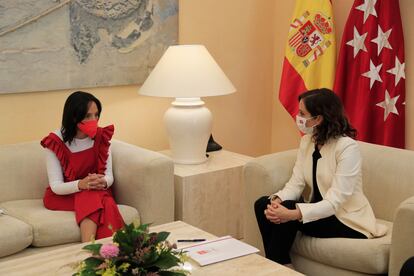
(160, 150, 252, 239)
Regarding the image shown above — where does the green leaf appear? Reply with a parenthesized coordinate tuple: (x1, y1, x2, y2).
(138, 223, 150, 232)
(82, 244, 102, 255)
(113, 230, 135, 255)
(84, 256, 104, 267)
(113, 223, 153, 256)
(113, 228, 129, 243)
(78, 270, 98, 276)
(152, 253, 181, 269)
(155, 231, 170, 243)
(141, 249, 160, 267)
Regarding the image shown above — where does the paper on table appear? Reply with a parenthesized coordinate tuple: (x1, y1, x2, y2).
(178, 236, 259, 266)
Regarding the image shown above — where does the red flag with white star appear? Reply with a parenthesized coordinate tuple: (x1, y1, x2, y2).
(334, 0, 405, 148)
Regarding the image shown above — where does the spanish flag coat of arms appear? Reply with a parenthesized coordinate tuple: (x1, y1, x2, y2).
(279, 0, 336, 117)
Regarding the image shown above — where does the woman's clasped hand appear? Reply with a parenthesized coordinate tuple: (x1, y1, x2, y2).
(78, 173, 107, 190)
(264, 200, 301, 224)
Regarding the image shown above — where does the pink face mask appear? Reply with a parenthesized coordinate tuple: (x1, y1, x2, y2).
(77, 120, 98, 138)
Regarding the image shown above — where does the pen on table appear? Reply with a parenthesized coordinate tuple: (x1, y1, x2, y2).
(177, 239, 206, 242)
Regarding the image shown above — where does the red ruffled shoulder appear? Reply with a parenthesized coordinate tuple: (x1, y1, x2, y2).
(94, 125, 114, 174)
(40, 133, 77, 181)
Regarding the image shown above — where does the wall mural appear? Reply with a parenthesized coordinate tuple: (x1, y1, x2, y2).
(0, 0, 178, 94)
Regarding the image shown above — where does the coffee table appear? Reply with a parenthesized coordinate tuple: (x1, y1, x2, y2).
(0, 221, 303, 275)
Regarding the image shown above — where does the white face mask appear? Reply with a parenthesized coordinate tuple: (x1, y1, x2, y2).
(296, 115, 316, 134)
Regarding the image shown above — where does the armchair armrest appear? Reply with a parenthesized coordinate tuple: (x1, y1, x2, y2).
(243, 149, 297, 252)
(110, 140, 174, 226)
(389, 196, 414, 276)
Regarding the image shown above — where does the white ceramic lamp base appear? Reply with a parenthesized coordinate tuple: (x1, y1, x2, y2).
(164, 98, 212, 164)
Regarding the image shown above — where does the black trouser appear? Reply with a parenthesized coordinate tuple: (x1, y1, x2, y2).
(400, 256, 414, 276)
(254, 196, 367, 264)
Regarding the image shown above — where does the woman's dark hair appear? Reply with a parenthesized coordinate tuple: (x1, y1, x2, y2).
(298, 88, 356, 145)
(61, 91, 102, 143)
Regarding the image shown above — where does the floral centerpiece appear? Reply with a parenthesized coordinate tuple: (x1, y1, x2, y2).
(74, 223, 190, 276)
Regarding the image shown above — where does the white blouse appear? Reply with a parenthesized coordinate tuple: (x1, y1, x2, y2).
(45, 130, 114, 195)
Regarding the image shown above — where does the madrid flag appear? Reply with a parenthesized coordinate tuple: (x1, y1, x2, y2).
(279, 0, 336, 117)
(334, 0, 405, 148)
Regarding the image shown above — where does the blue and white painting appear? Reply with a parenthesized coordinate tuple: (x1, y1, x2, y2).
(0, 0, 178, 93)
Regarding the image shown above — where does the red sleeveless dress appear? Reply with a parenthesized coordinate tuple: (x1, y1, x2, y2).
(41, 125, 124, 239)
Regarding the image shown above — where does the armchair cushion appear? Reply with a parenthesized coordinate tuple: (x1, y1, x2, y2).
(0, 214, 33, 258)
(0, 199, 139, 247)
(291, 219, 392, 274)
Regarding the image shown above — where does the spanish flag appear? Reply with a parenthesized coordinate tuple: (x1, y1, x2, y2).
(279, 0, 336, 117)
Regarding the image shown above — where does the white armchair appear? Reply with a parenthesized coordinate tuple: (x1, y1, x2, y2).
(0, 139, 174, 258)
(243, 141, 414, 276)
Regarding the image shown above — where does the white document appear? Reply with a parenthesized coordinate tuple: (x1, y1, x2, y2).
(179, 236, 259, 266)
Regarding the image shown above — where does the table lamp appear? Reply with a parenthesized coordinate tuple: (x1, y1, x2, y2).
(139, 45, 236, 164)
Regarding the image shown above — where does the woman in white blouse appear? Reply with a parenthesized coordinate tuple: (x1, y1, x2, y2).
(254, 88, 386, 265)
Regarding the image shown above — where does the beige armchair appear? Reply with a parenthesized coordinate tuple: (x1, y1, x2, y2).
(243, 141, 414, 276)
(0, 139, 174, 258)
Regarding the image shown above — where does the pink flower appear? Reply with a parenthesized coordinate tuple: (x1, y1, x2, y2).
(99, 243, 119, 258)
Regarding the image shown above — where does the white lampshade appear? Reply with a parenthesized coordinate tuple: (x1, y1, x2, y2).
(139, 45, 236, 97)
(138, 44, 236, 164)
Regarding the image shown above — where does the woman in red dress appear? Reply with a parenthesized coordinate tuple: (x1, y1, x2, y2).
(41, 91, 124, 242)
